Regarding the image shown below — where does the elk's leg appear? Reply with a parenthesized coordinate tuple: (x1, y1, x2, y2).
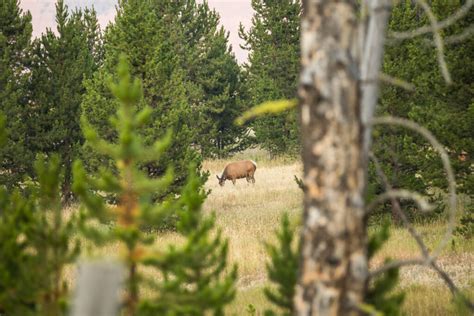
(232, 178, 236, 185)
(249, 171, 255, 184)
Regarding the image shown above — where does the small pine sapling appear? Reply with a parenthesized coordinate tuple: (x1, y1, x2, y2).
(365, 220, 405, 316)
(454, 205, 473, 239)
(0, 154, 81, 315)
(263, 213, 298, 316)
(139, 166, 237, 315)
(0, 189, 39, 315)
(73, 55, 236, 315)
(33, 155, 82, 315)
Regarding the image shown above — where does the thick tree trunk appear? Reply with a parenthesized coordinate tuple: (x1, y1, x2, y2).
(295, 1, 368, 314)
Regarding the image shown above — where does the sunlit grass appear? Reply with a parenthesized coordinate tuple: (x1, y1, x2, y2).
(67, 154, 472, 313)
(403, 284, 474, 316)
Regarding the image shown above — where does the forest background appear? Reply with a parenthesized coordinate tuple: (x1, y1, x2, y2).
(0, 0, 473, 315)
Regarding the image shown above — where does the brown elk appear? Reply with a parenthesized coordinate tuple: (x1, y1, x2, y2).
(216, 160, 257, 186)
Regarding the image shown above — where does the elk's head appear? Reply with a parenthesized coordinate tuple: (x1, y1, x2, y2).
(216, 174, 225, 187)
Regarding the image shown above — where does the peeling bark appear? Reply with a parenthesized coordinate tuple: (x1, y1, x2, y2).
(295, 1, 368, 314)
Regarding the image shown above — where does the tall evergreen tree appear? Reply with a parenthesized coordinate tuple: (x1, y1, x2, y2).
(81, 0, 246, 196)
(239, 0, 301, 156)
(175, 1, 249, 158)
(83, 7, 105, 68)
(28, 0, 102, 202)
(0, 0, 33, 188)
(192, 26, 249, 158)
(372, 0, 474, 221)
(81, 0, 203, 200)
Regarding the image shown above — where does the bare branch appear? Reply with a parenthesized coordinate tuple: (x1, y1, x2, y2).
(369, 152, 473, 310)
(371, 116, 457, 259)
(390, 0, 474, 40)
(367, 189, 434, 213)
(425, 24, 474, 46)
(370, 153, 431, 258)
(379, 73, 416, 91)
(371, 258, 474, 309)
(414, 0, 452, 83)
(370, 258, 426, 278)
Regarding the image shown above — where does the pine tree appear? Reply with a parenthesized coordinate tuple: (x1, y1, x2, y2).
(455, 204, 473, 239)
(239, 0, 301, 156)
(0, 155, 82, 315)
(82, 0, 248, 185)
(183, 3, 249, 158)
(29, 0, 102, 202)
(83, 7, 104, 68)
(373, 0, 474, 221)
(81, 0, 206, 201)
(74, 56, 236, 315)
(0, 0, 34, 188)
(263, 214, 298, 316)
(0, 188, 40, 315)
(365, 221, 405, 316)
(192, 28, 249, 158)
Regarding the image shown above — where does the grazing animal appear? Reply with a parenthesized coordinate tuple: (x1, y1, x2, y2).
(216, 160, 257, 186)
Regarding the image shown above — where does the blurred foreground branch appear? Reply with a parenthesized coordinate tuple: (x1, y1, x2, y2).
(389, 0, 473, 40)
(369, 149, 473, 310)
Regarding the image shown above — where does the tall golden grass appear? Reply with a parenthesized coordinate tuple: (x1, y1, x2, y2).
(201, 157, 473, 314)
(68, 153, 472, 314)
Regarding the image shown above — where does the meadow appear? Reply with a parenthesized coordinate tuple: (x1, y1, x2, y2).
(200, 155, 473, 315)
(68, 152, 473, 315)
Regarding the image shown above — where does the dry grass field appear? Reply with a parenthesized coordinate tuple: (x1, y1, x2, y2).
(69, 152, 473, 315)
(201, 157, 473, 315)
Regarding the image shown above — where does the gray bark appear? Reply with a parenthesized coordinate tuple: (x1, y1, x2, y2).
(296, 0, 369, 314)
(361, 0, 391, 155)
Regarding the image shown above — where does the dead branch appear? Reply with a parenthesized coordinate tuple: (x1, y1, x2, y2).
(366, 189, 434, 213)
(372, 116, 457, 259)
(369, 153, 473, 310)
(414, 0, 452, 83)
(389, 0, 473, 40)
(425, 24, 474, 46)
(370, 258, 426, 278)
(379, 73, 416, 91)
(370, 153, 431, 258)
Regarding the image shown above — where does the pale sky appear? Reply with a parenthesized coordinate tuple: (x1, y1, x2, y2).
(18, 0, 253, 62)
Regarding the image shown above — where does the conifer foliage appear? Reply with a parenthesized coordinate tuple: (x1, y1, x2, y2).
(239, 0, 301, 156)
(0, 0, 34, 188)
(29, 0, 102, 202)
(0, 154, 82, 315)
(373, 0, 474, 221)
(263, 214, 298, 316)
(81, 0, 246, 200)
(366, 221, 405, 315)
(73, 56, 236, 315)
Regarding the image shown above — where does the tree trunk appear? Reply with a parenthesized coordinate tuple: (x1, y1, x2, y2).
(295, 1, 368, 314)
(62, 151, 73, 205)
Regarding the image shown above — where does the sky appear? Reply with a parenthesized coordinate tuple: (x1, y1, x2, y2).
(18, 0, 254, 63)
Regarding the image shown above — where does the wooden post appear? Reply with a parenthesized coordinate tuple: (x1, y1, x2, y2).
(70, 261, 124, 316)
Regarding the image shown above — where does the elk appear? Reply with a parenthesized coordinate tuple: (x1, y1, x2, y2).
(216, 160, 257, 186)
